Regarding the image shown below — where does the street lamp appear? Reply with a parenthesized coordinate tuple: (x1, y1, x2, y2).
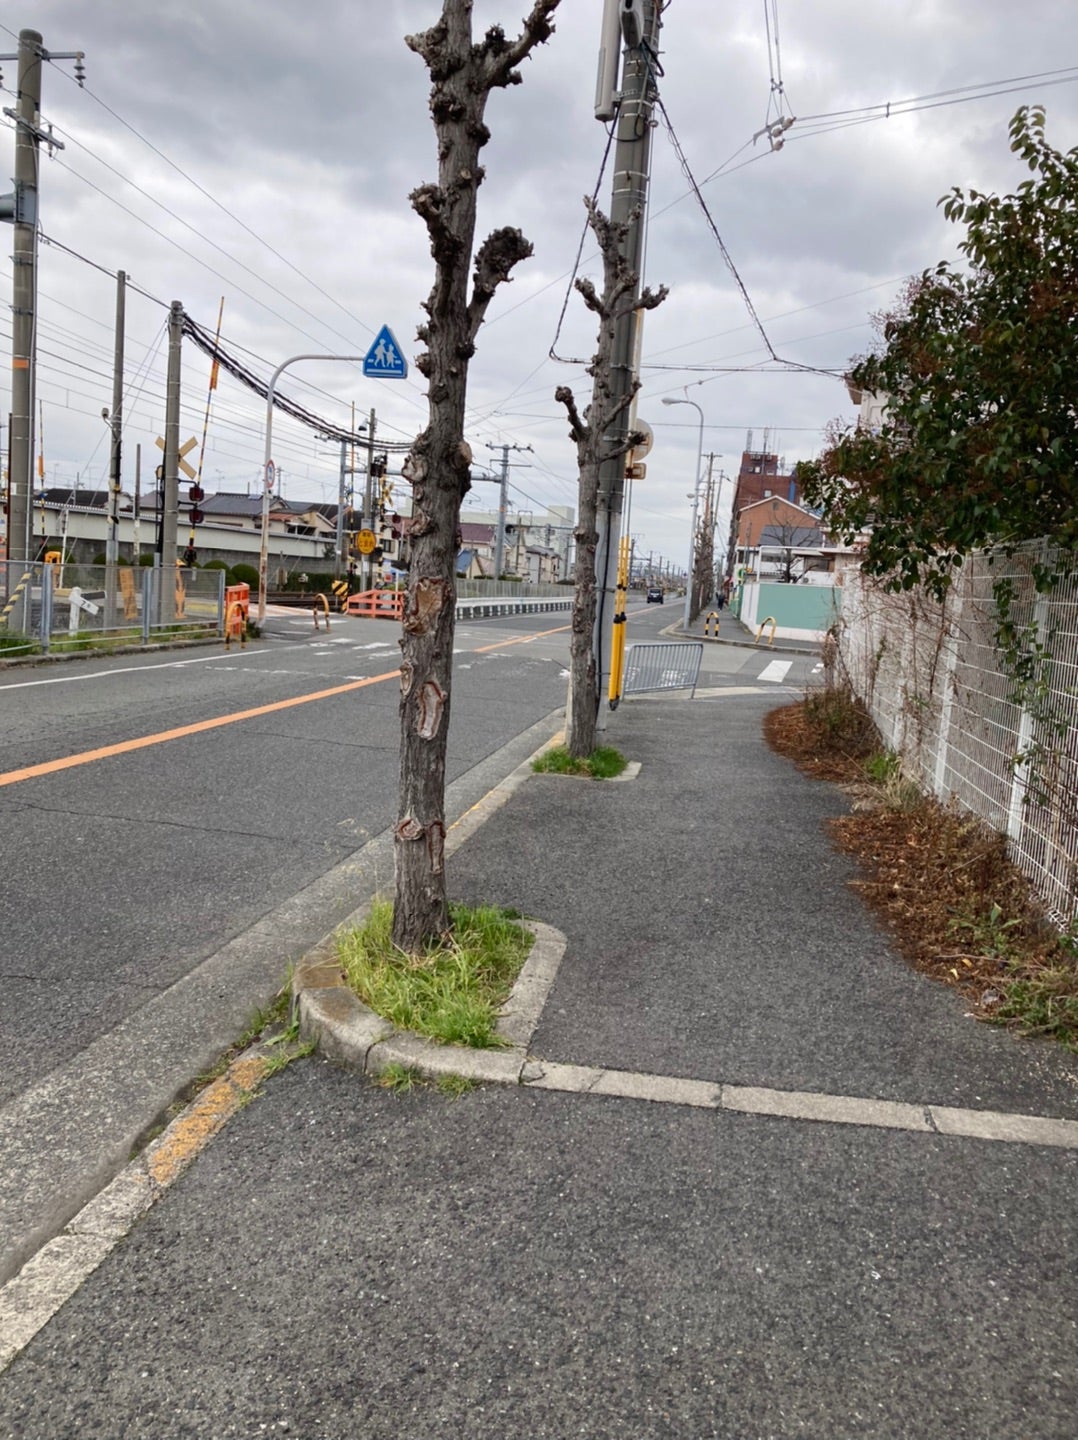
(661, 396, 705, 631)
(259, 354, 366, 625)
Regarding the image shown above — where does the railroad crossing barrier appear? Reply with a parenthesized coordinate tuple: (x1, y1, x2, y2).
(346, 588, 405, 621)
(330, 578, 350, 610)
(623, 640, 704, 699)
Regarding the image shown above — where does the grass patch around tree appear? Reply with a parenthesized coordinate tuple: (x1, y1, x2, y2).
(531, 743, 628, 780)
(764, 687, 1078, 1048)
(337, 899, 533, 1048)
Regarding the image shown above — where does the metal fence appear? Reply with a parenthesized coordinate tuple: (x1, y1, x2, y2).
(623, 641, 704, 698)
(455, 579, 570, 600)
(0, 561, 225, 657)
(832, 544, 1078, 925)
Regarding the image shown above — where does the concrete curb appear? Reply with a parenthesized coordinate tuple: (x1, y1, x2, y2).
(294, 918, 569, 1087)
(667, 621, 820, 657)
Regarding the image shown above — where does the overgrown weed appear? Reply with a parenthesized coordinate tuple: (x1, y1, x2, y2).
(338, 898, 532, 1048)
(765, 691, 1077, 1047)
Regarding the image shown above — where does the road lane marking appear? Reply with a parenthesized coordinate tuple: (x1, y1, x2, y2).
(758, 659, 792, 683)
(473, 622, 570, 654)
(0, 668, 401, 790)
(0, 619, 569, 790)
(0, 648, 274, 692)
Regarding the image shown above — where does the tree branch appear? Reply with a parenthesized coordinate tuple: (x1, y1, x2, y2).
(481, 0, 560, 89)
(465, 226, 534, 340)
(555, 384, 589, 446)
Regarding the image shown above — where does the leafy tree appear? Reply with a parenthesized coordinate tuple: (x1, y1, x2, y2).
(798, 107, 1078, 598)
(392, 0, 559, 953)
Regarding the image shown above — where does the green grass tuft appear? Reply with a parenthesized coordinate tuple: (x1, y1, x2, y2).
(376, 1062, 423, 1093)
(338, 899, 533, 1048)
(532, 743, 628, 780)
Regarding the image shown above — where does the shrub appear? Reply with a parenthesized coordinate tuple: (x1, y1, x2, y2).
(230, 562, 259, 589)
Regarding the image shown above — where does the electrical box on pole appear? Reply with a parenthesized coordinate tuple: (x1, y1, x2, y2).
(594, 0, 621, 121)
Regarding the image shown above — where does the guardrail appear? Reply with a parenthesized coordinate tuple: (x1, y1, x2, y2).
(455, 596, 573, 620)
(623, 640, 704, 698)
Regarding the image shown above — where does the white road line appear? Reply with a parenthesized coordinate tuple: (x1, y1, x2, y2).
(0, 649, 270, 691)
(757, 659, 792, 683)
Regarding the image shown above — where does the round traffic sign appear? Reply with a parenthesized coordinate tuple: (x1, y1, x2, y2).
(356, 528, 377, 555)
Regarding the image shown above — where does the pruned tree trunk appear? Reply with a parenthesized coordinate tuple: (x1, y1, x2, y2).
(393, 0, 559, 954)
(556, 198, 666, 758)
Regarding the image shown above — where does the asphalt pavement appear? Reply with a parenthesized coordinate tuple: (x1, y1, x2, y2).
(1, 629, 1076, 1438)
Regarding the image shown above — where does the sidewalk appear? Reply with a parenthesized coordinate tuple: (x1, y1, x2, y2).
(1, 692, 1076, 1437)
(678, 602, 822, 654)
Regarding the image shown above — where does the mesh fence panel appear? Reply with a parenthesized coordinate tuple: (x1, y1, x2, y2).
(0, 562, 224, 653)
(835, 544, 1078, 925)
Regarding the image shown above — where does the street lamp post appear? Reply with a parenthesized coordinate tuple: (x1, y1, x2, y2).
(662, 396, 704, 631)
(259, 354, 366, 625)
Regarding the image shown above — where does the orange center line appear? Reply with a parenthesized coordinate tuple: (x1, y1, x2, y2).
(0, 619, 575, 791)
(0, 668, 401, 790)
(472, 621, 571, 653)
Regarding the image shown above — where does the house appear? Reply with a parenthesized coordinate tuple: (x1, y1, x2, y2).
(734, 496, 828, 582)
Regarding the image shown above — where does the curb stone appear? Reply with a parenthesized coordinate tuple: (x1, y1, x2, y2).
(294, 916, 569, 1086)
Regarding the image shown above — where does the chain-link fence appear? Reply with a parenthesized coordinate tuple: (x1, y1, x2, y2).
(832, 544, 1078, 925)
(0, 561, 225, 658)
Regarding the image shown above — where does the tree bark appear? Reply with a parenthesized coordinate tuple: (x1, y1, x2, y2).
(556, 199, 666, 758)
(393, 0, 559, 953)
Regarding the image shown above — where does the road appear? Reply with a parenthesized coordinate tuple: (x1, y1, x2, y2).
(0, 601, 813, 1103)
(0, 600, 815, 1284)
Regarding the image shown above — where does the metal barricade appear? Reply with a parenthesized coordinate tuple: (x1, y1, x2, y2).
(622, 641, 703, 698)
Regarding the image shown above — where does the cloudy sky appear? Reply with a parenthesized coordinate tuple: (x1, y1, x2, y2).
(3, 1, 1078, 566)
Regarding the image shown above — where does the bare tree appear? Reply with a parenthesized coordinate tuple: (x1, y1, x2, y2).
(394, 0, 560, 953)
(555, 198, 666, 758)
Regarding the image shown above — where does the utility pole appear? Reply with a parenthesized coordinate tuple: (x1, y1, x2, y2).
(1, 30, 84, 569)
(335, 438, 348, 579)
(158, 301, 183, 618)
(486, 441, 531, 581)
(104, 269, 125, 626)
(592, 0, 661, 726)
(363, 408, 376, 591)
(132, 442, 141, 564)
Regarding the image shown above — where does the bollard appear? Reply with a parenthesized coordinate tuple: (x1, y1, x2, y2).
(754, 616, 778, 647)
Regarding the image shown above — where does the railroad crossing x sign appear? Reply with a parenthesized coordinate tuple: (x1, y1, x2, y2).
(155, 434, 199, 480)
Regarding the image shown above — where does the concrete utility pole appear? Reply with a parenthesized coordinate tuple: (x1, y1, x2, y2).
(486, 441, 531, 580)
(158, 301, 183, 619)
(363, 408, 376, 592)
(5, 31, 43, 568)
(104, 269, 125, 625)
(592, 0, 661, 723)
(1, 30, 84, 568)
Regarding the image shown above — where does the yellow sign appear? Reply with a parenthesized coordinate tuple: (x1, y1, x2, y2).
(356, 529, 377, 555)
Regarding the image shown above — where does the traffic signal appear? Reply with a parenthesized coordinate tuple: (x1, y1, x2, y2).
(182, 544, 197, 566)
(189, 507, 204, 525)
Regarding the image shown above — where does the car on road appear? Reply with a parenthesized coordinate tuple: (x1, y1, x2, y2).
(645, 586, 664, 604)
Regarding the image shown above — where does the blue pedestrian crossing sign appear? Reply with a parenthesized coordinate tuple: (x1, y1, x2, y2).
(363, 324, 408, 379)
